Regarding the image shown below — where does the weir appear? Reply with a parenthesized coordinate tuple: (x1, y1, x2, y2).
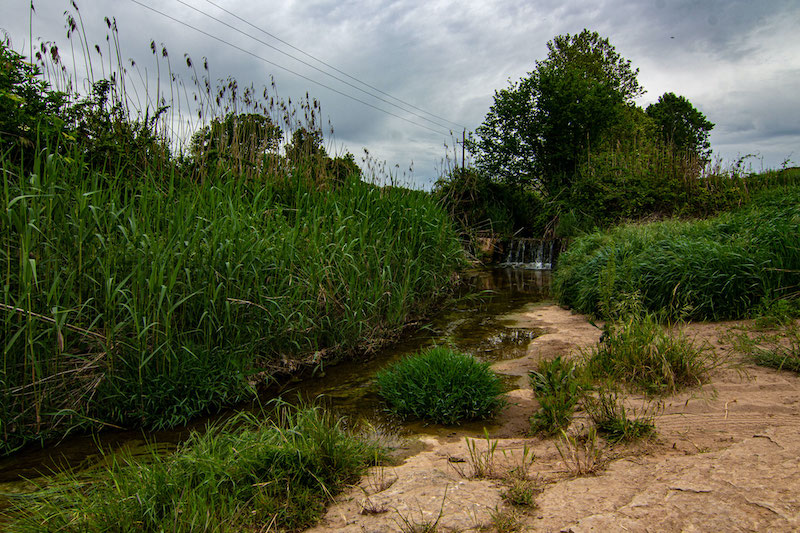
(500, 238, 559, 270)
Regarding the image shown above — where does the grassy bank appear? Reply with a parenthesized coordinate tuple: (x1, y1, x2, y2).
(1, 145, 464, 455)
(5, 405, 381, 532)
(553, 185, 800, 320)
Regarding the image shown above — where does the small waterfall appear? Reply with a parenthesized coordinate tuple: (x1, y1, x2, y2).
(501, 238, 558, 270)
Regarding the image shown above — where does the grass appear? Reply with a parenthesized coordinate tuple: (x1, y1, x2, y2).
(376, 347, 505, 425)
(555, 427, 604, 476)
(5, 404, 383, 532)
(582, 388, 658, 443)
(735, 324, 800, 373)
(529, 356, 583, 435)
(582, 310, 715, 395)
(553, 185, 800, 321)
(1, 18, 466, 455)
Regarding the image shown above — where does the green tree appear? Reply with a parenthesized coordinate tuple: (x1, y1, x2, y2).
(646, 92, 714, 159)
(0, 40, 66, 168)
(473, 29, 643, 196)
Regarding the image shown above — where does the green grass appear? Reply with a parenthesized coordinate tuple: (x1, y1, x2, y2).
(528, 356, 582, 435)
(0, 145, 464, 455)
(376, 347, 505, 425)
(582, 388, 657, 443)
(5, 404, 383, 532)
(553, 185, 800, 321)
(583, 311, 714, 395)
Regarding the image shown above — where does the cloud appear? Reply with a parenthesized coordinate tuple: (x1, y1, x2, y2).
(3, 0, 798, 185)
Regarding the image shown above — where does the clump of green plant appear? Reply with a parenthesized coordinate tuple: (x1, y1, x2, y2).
(584, 311, 714, 394)
(555, 427, 604, 476)
(554, 185, 800, 322)
(582, 387, 658, 443)
(8, 405, 382, 532)
(376, 347, 505, 425)
(529, 356, 583, 435)
(736, 325, 800, 373)
(753, 297, 800, 330)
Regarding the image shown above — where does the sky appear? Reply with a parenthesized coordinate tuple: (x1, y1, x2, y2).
(3, 0, 799, 189)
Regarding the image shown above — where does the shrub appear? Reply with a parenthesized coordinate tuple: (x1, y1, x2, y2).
(376, 347, 505, 424)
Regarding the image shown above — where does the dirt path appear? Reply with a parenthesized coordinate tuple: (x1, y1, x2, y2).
(307, 304, 800, 532)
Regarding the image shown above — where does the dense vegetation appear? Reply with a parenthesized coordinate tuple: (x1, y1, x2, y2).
(435, 29, 796, 239)
(0, 29, 464, 455)
(8, 406, 382, 532)
(553, 185, 800, 320)
(376, 347, 505, 424)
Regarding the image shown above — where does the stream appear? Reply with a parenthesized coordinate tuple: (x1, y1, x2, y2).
(0, 267, 551, 515)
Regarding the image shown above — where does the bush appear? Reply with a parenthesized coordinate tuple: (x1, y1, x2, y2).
(376, 347, 505, 424)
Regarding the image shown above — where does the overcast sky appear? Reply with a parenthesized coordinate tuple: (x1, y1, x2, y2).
(3, 0, 799, 188)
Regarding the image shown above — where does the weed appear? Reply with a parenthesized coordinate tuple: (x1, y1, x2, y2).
(393, 486, 448, 533)
(555, 427, 604, 476)
(753, 298, 800, 330)
(584, 310, 715, 394)
(463, 428, 500, 479)
(487, 505, 524, 533)
(7, 404, 382, 532)
(376, 347, 505, 425)
(529, 356, 582, 435)
(738, 325, 800, 373)
(583, 388, 659, 443)
(502, 478, 539, 508)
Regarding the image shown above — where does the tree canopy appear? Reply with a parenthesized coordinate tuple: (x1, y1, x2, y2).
(473, 29, 643, 195)
(646, 92, 714, 159)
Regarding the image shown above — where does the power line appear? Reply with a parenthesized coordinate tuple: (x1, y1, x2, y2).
(176, 0, 460, 132)
(199, 0, 467, 131)
(127, 0, 453, 137)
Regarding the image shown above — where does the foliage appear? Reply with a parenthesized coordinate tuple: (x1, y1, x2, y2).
(646, 92, 714, 160)
(529, 356, 582, 435)
(735, 325, 800, 373)
(473, 29, 643, 195)
(554, 186, 800, 321)
(375, 347, 506, 425)
(189, 111, 281, 179)
(583, 311, 714, 394)
(0, 40, 67, 169)
(0, 144, 464, 454)
(432, 167, 545, 236)
(7, 406, 383, 532)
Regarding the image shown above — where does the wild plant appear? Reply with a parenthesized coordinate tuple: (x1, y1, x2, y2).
(582, 387, 659, 443)
(529, 356, 582, 435)
(7, 405, 382, 532)
(376, 348, 505, 425)
(583, 309, 715, 394)
(463, 428, 500, 479)
(555, 427, 604, 476)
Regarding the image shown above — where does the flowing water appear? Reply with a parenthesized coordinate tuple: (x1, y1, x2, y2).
(0, 267, 551, 515)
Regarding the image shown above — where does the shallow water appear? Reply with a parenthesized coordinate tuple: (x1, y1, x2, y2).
(0, 267, 550, 512)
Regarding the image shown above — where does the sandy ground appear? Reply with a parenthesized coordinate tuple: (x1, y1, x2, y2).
(306, 304, 800, 532)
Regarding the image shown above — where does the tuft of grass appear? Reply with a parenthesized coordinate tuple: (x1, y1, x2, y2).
(582, 388, 658, 443)
(376, 347, 505, 425)
(583, 311, 714, 394)
(7, 404, 382, 532)
(752, 297, 800, 330)
(555, 427, 604, 476)
(529, 356, 582, 435)
(737, 325, 800, 373)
